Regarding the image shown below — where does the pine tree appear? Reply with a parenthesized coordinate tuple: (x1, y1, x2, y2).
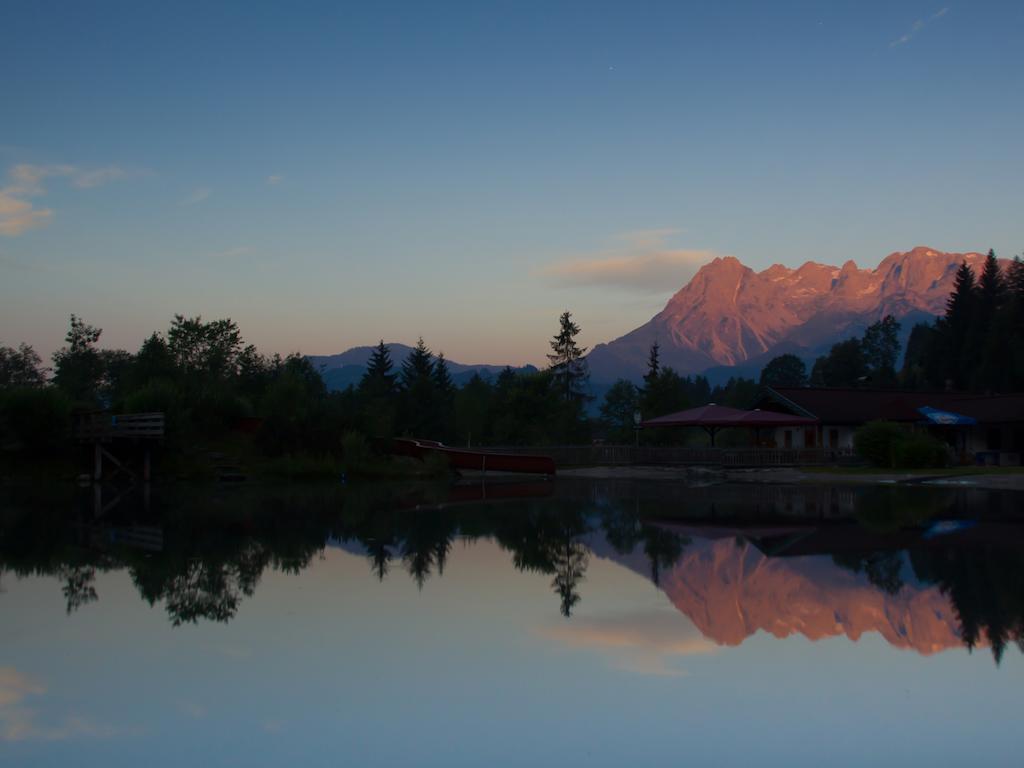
(432, 352, 456, 441)
(432, 352, 455, 395)
(547, 311, 589, 402)
(973, 250, 1008, 391)
(643, 342, 660, 387)
(942, 261, 977, 389)
(359, 340, 397, 398)
(978, 249, 1006, 307)
(400, 338, 435, 390)
(399, 338, 436, 437)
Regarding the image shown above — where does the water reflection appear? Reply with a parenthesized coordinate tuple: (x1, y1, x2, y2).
(1, 480, 1022, 662)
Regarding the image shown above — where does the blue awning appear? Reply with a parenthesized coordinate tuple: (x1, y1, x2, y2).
(918, 406, 977, 426)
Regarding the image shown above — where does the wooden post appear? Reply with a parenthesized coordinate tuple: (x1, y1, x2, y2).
(143, 448, 151, 483)
(93, 443, 102, 482)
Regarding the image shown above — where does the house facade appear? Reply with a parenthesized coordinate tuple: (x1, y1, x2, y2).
(751, 387, 1024, 465)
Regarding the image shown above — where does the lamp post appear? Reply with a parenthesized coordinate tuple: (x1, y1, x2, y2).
(633, 409, 642, 449)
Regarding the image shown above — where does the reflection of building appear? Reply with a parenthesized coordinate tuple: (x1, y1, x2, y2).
(753, 387, 1024, 464)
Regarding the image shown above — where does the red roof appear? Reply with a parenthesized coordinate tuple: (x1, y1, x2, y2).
(641, 404, 818, 429)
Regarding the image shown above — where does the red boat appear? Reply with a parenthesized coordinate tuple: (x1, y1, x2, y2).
(390, 438, 556, 476)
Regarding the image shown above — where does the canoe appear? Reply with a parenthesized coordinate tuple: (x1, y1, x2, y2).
(390, 438, 556, 475)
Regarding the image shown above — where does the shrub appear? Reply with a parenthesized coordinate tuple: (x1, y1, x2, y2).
(853, 420, 948, 469)
(892, 432, 948, 469)
(0, 387, 71, 450)
(853, 420, 905, 468)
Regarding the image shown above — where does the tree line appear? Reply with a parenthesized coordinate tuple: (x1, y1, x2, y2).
(2, 250, 1021, 458)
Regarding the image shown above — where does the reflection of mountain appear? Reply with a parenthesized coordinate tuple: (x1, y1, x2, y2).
(597, 537, 965, 655)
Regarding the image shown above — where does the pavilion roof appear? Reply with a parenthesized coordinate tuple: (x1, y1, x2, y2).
(640, 403, 818, 429)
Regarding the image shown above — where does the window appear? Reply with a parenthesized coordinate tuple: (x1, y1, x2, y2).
(784, 430, 792, 449)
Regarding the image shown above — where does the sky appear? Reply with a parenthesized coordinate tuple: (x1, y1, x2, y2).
(1, 0, 1023, 365)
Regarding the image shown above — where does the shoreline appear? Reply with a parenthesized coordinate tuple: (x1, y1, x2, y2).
(557, 464, 1024, 490)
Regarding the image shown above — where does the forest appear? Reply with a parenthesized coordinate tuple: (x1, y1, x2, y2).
(2, 251, 1022, 466)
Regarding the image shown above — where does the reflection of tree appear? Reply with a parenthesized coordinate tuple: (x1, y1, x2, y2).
(600, 504, 687, 586)
(58, 565, 98, 613)
(911, 546, 1024, 664)
(642, 527, 686, 587)
(551, 539, 588, 617)
(832, 552, 905, 595)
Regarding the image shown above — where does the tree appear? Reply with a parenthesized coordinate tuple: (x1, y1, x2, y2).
(547, 311, 589, 402)
(432, 353, 456, 441)
(759, 354, 807, 388)
(600, 379, 639, 443)
(810, 338, 868, 387)
(454, 372, 492, 446)
(643, 342, 661, 387)
(398, 338, 437, 436)
(358, 340, 397, 399)
(52, 314, 104, 404)
(0, 343, 47, 389)
(861, 315, 901, 385)
(358, 340, 398, 437)
(940, 261, 977, 388)
(900, 322, 940, 389)
(978, 249, 1006, 307)
(167, 315, 243, 380)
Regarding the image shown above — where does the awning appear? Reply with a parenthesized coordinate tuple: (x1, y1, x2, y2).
(918, 406, 977, 426)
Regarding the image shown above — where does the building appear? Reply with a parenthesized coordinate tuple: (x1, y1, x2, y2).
(752, 387, 1024, 464)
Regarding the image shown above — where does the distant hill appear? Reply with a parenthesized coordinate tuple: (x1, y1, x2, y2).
(306, 344, 537, 391)
(587, 246, 1002, 384)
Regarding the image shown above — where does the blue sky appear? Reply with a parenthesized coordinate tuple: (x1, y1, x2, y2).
(1, 1, 1022, 363)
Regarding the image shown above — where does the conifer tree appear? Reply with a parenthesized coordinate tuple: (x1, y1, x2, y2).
(359, 340, 397, 399)
(942, 261, 977, 388)
(978, 249, 1006, 307)
(973, 250, 1008, 391)
(399, 338, 437, 436)
(432, 352, 456, 441)
(547, 311, 589, 402)
(643, 341, 660, 387)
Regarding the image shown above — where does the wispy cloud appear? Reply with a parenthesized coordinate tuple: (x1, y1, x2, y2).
(890, 7, 949, 48)
(538, 610, 717, 677)
(0, 162, 130, 236)
(180, 187, 212, 206)
(266, 174, 283, 185)
(210, 246, 250, 259)
(539, 229, 724, 294)
(0, 668, 117, 742)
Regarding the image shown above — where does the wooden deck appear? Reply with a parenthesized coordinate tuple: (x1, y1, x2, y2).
(75, 412, 165, 442)
(482, 444, 855, 468)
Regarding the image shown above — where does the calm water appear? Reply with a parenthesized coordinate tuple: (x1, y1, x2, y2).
(2, 479, 1023, 767)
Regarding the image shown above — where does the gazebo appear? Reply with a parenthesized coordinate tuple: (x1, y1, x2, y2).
(640, 403, 819, 446)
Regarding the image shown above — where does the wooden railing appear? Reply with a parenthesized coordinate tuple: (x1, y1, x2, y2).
(481, 444, 855, 468)
(75, 412, 165, 442)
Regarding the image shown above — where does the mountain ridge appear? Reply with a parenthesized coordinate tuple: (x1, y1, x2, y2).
(587, 246, 998, 382)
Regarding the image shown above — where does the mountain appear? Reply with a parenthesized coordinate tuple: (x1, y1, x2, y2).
(307, 344, 537, 392)
(592, 535, 967, 655)
(587, 246, 996, 383)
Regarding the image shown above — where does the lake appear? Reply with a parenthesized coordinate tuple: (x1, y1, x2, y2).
(1, 479, 1022, 767)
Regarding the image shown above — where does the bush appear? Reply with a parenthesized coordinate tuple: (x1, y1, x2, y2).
(853, 420, 905, 468)
(0, 387, 71, 450)
(892, 432, 948, 469)
(854, 420, 948, 469)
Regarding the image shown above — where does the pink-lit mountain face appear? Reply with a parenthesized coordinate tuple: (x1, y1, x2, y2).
(594, 536, 968, 656)
(587, 247, 993, 380)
